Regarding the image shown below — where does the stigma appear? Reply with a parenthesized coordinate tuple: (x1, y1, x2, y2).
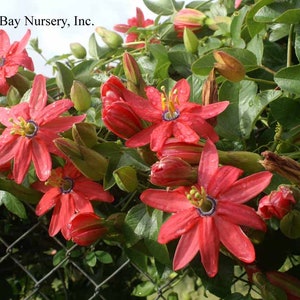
(186, 185, 217, 216)
(161, 86, 180, 121)
(46, 169, 74, 194)
(9, 117, 39, 138)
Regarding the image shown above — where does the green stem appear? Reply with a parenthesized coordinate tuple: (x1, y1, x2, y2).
(245, 76, 277, 86)
(287, 24, 295, 68)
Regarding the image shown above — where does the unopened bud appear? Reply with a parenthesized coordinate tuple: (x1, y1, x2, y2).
(150, 156, 197, 187)
(280, 209, 300, 239)
(213, 50, 245, 82)
(54, 138, 108, 180)
(70, 80, 91, 112)
(174, 8, 206, 37)
(7, 85, 21, 106)
(72, 123, 98, 148)
(70, 42, 87, 59)
(113, 166, 138, 192)
(183, 27, 199, 53)
(123, 52, 146, 96)
(260, 151, 300, 184)
(219, 150, 264, 173)
(95, 26, 123, 49)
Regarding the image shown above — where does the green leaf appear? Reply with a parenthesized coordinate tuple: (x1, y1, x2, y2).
(149, 44, 171, 80)
(192, 48, 257, 76)
(145, 238, 170, 265)
(131, 281, 155, 297)
(270, 97, 300, 130)
(0, 178, 42, 204)
(143, 0, 184, 15)
(255, 3, 300, 24)
(95, 250, 113, 264)
(246, 0, 273, 37)
(224, 293, 254, 300)
(168, 46, 194, 77)
(274, 65, 300, 95)
(216, 81, 281, 140)
(85, 252, 97, 267)
(0, 191, 27, 219)
(72, 60, 101, 87)
(230, 6, 249, 48)
(280, 210, 300, 239)
(55, 61, 74, 97)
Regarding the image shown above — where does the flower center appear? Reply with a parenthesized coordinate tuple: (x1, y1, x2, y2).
(161, 86, 180, 121)
(9, 117, 39, 138)
(0, 57, 5, 67)
(186, 185, 217, 216)
(46, 169, 74, 194)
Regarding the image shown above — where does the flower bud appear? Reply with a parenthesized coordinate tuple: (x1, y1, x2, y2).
(258, 185, 296, 220)
(54, 138, 108, 180)
(95, 26, 123, 49)
(70, 42, 87, 59)
(202, 69, 218, 126)
(219, 150, 264, 173)
(174, 8, 206, 37)
(213, 50, 245, 82)
(7, 85, 21, 106)
(123, 52, 146, 97)
(72, 123, 98, 148)
(150, 156, 197, 187)
(68, 212, 107, 246)
(102, 101, 143, 139)
(266, 271, 300, 300)
(260, 151, 300, 184)
(101, 76, 126, 107)
(253, 272, 288, 300)
(280, 209, 300, 239)
(113, 166, 138, 192)
(183, 27, 199, 53)
(70, 80, 91, 111)
(157, 138, 204, 165)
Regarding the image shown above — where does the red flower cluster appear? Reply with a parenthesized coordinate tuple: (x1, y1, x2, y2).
(0, 30, 34, 95)
(114, 7, 157, 48)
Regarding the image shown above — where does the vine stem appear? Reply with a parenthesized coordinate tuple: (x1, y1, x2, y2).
(287, 24, 295, 68)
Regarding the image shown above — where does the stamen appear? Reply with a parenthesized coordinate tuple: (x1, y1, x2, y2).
(160, 86, 181, 121)
(0, 57, 5, 67)
(9, 117, 39, 138)
(60, 177, 74, 194)
(186, 185, 217, 216)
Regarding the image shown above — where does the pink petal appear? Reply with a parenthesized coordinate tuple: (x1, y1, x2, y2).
(207, 165, 243, 198)
(217, 202, 266, 232)
(58, 193, 75, 239)
(13, 138, 32, 184)
(146, 86, 163, 110)
(0, 131, 19, 164)
(75, 178, 114, 202)
(35, 187, 61, 216)
(48, 199, 62, 236)
(71, 192, 94, 212)
(31, 138, 52, 181)
(158, 208, 199, 243)
(173, 79, 190, 104)
(140, 188, 192, 213)
(216, 218, 256, 263)
(150, 122, 173, 152)
(218, 171, 272, 203)
(0, 30, 10, 55)
(41, 114, 86, 132)
(29, 75, 48, 118)
(123, 88, 161, 122)
(173, 224, 200, 270)
(14, 30, 31, 54)
(199, 101, 229, 119)
(198, 139, 219, 190)
(35, 99, 74, 125)
(125, 124, 157, 148)
(191, 116, 220, 142)
(199, 217, 220, 277)
(173, 121, 199, 144)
